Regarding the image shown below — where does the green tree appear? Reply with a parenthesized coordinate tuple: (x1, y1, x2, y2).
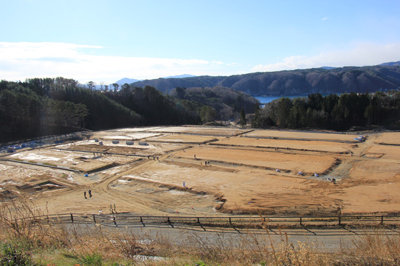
(251, 104, 260, 128)
(277, 98, 292, 128)
(289, 98, 307, 128)
(120, 83, 131, 95)
(200, 105, 217, 123)
(87, 81, 95, 90)
(175, 87, 186, 99)
(240, 108, 246, 128)
(112, 83, 119, 93)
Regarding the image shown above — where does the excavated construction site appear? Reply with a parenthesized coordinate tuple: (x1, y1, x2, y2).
(1, 126, 400, 217)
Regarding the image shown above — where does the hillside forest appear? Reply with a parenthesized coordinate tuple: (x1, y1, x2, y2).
(128, 65, 400, 96)
(252, 91, 400, 131)
(0, 77, 258, 142)
(2, 76, 400, 143)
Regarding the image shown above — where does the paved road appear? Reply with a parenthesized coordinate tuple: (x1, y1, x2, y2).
(70, 222, 400, 252)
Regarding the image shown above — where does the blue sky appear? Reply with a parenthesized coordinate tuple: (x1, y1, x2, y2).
(1, 0, 400, 84)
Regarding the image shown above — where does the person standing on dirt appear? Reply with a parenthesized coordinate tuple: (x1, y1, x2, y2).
(88, 190, 92, 197)
(84, 191, 87, 199)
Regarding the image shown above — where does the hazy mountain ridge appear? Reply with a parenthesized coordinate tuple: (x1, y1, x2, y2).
(115, 74, 196, 86)
(115, 78, 140, 85)
(380, 61, 400, 66)
(164, 74, 196, 79)
(128, 64, 400, 96)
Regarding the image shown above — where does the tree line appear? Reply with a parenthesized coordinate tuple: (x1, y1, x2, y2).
(251, 91, 400, 130)
(169, 86, 258, 123)
(0, 81, 88, 141)
(0, 78, 258, 142)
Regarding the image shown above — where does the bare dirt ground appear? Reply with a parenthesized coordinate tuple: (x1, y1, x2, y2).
(170, 146, 338, 174)
(146, 134, 218, 144)
(145, 126, 250, 136)
(375, 132, 400, 145)
(247, 129, 361, 142)
(1, 126, 400, 217)
(214, 137, 356, 154)
(365, 145, 400, 160)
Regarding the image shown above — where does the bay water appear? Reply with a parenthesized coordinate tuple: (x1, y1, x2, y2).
(255, 95, 307, 105)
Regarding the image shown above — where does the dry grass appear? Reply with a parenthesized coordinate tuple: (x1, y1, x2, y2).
(1, 200, 400, 265)
(339, 232, 400, 265)
(170, 231, 333, 266)
(0, 197, 70, 250)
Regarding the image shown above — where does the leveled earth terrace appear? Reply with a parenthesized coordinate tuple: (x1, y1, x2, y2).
(0, 126, 399, 217)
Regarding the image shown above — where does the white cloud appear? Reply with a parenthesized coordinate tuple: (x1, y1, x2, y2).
(322, 17, 328, 21)
(0, 42, 212, 83)
(251, 43, 400, 72)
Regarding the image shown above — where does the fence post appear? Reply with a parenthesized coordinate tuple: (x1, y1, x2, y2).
(229, 217, 232, 225)
(140, 216, 145, 227)
(381, 216, 384, 225)
(113, 216, 117, 226)
(70, 213, 74, 223)
(167, 217, 174, 228)
(197, 217, 200, 224)
(338, 216, 341, 226)
(93, 214, 96, 224)
(300, 217, 302, 226)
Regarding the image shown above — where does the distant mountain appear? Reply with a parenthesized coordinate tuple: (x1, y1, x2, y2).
(320, 66, 336, 70)
(115, 78, 140, 85)
(164, 74, 196, 79)
(114, 75, 195, 86)
(129, 64, 400, 96)
(380, 61, 400, 66)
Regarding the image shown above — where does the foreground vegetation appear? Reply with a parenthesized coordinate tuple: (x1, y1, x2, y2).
(1, 199, 400, 265)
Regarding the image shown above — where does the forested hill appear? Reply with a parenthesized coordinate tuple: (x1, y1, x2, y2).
(130, 76, 226, 92)
(129, 65, 400, 96)
(0, 78, 258, 142)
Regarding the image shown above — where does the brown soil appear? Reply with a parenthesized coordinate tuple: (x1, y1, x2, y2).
(375, 132, 400, 145)
(146, 134, 218, 144)
(146, 126, 249, 136)
(247, 130, 361, 142)
(214, 137, 355, 153)
(1, 127, 399, 217)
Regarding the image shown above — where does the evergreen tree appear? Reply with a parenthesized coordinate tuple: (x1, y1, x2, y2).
(240, 108, 246, 128)
(251, 104, 260, 128)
